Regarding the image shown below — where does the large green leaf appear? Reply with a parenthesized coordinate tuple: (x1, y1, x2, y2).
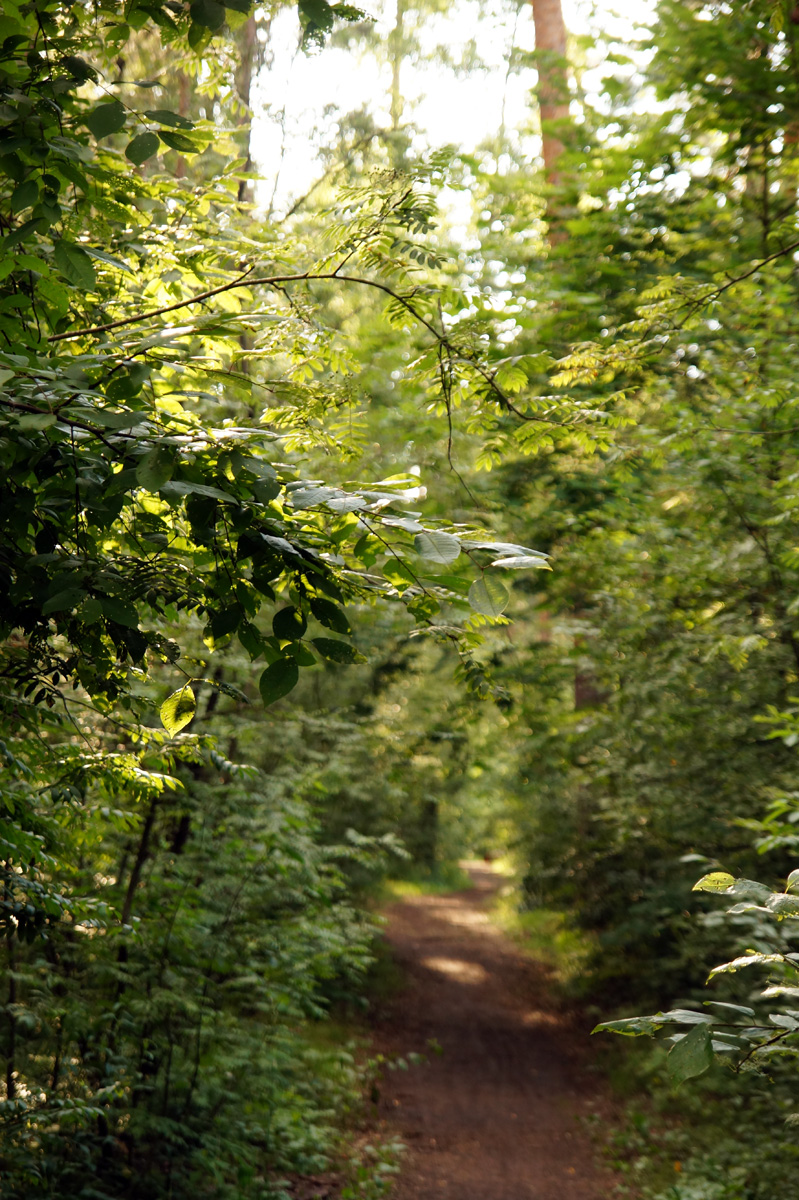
(160, 685, 196, 736)
(53, 240, 96, 289)
(190, 0, 226, 29)
(161, 481, 234, 502)
(309, 596, 351, 634)
(144, 109, 194, 129)
(159, 130, 200, 154)
(312, 637, 366, 664)
(100, 597, 139, 628)
(125, 133, 160, 165)
(86, 100, 126, 139)
(413, 530, 461, 565)
(42, 587, 85, 615)
(259, 659, 299, 706)
(468, 576, 509, 617)
(136, 448, 174, 491)
(238, 621, 265, 660)
(10, 180, 38, 213)
(667, 1022, 714, 1084)
(273, 606, 307, 640)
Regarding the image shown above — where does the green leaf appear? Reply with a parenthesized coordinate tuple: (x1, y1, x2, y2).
(161, 480, 234, 502)
(209, 607, 241, 639)
(766, 892, 799, 916)
(709, 952, 787, 978)
(42, 587, 85, 615)
(158, 130, 200, 154)
(136, 448, 174, 491)
(92, 409, 143, 429)
(658, 1009, 714, 1025)
(461, 540, 546, 558)
(100, 597, 139, 628)
(144, 109, 194, 129)
(383, 559, 419, 587)
(407, 593, 440, 620)
(592, 1015, 661, 1036)
(422, 573, 471, 596)
(667, 1022, 714, 1085)
(490, 554, 551, 570)
(312, 637, 366, 664)
(413, 530, 461, 564)
(9, 180, 38, 213)
(16, 412, 56, 431)
(692, 872, 735, 893)
(125, 133, 161, 165)
(309, 596, 351, 634)
(273, 606, 307, 640)
(468, 576, 510, 617)
(259, 658, 299, 706)
(78, 597, 104, 624)
(37, 278, 69, 316)
(187, 21, 213, 50)
(2, 217, 46, 251)
(53, 240, 96, 290)
(298, 0, 335, 41)
(704, 1001, 756, 1020)
(289, 640, 317, 666)
(189, 0, 226, 29)
(86, 101, 127, 139)
(160, 685, 196, 736)
(85, 247, 132, 272)
(238, 621, 265, 660)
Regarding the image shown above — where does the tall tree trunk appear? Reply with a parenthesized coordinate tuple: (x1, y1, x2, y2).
(235, 14, 259, 392)
(236, 13, 258, 205)
(389, 0, 406, 132)
(530, 0, 568, 188)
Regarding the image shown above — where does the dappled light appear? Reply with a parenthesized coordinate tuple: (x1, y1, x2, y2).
(420, 955, 489, 984)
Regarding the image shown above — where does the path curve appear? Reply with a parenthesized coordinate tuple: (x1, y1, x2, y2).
(371, 864, 620, 1200)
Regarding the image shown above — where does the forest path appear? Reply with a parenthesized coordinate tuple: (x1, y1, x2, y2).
(370, 864, 620, 1200)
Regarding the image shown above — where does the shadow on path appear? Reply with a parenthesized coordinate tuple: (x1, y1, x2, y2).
(370, 864, 620, 1200)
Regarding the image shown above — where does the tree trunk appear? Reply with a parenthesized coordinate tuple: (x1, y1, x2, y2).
(530, 0, 568, 187)
(236, 13, 258, 205)
(389, 0, 406, 132)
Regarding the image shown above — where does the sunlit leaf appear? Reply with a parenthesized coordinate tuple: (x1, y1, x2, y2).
(468, 576, 509, 617)
(160, 685, 196, 736)
(414, 531, 461, 564)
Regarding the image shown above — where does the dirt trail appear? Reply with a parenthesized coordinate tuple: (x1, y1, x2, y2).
(370, 864, 620, 1200)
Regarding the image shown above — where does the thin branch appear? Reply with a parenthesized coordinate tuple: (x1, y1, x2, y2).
(48, 268, 442, 343)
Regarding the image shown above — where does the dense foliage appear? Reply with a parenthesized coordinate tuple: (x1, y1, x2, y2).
(9, 0, 799, 1195)
(0, 0, 549, 1193)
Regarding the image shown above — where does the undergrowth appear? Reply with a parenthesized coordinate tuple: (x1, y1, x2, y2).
(601, 1042, 799, 1200)
(378, 861, 474, 900)
(490, 881, 596, 992)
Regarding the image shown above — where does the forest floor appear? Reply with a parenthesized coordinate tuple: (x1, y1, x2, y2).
(368, 862, 626, 1200)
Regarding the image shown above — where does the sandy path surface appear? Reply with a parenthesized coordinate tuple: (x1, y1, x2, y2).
(370, 865, 620, 1200)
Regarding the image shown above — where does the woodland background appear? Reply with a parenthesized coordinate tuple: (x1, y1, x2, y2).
(3, 0, 799, 1196)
